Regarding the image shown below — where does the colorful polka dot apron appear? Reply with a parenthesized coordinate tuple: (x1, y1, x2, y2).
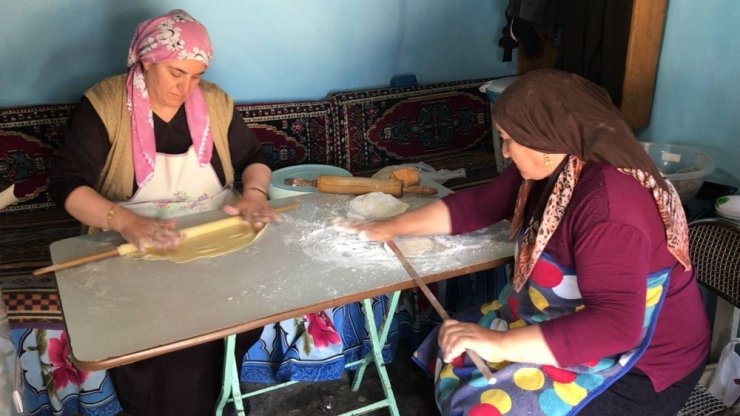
(414, 252, 671, 416)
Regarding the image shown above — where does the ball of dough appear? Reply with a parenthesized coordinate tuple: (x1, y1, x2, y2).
(349, 192, 410, 219)
(390, 167, 420, 187)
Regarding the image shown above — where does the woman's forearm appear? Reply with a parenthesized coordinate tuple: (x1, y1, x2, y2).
(389, 199, 452, 236)
(497, 325, 558, 365)
(64, 186, 119, 230)
(336, 197, 452, 242)
(240, 163, 271, 198)
(63, 186, 142, 233)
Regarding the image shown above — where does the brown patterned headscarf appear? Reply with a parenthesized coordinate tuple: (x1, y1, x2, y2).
(493, 69, 690, 292)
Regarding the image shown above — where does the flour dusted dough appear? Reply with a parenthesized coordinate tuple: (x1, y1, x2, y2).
(135, 219, 267, 263)
(386, 237, 435, 257)
(349, 192, 410, 219)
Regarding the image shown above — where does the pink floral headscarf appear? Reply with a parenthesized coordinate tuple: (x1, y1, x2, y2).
(126, 9, 214, 186)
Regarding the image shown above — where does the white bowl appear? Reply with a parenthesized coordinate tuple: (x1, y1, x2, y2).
(269, 164, 352, 200)
(716, 195, 740, 221)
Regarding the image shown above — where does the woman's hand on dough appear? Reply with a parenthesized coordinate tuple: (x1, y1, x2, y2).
(223, 193, 278, 229)
(118, 213, 183, 252)
(438, 319, 504, 364)
(333, 217, 399, 242)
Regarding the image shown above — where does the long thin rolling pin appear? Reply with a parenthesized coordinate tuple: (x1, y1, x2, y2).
(386, 239, 496, 384)
(32, 202, 300, 276)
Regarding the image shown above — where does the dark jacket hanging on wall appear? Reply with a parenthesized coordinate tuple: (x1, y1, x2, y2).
(499, 0, 560, 62)
(499, 0, 634, 106)
(557, 0, 634, 106)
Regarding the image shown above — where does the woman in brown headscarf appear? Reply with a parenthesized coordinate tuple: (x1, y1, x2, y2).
(345, 69, 709, 415)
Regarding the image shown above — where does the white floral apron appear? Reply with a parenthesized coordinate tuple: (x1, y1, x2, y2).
(120, 146, 234, 219)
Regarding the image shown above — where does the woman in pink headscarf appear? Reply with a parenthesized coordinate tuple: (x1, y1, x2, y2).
(51, 9, 273, 415)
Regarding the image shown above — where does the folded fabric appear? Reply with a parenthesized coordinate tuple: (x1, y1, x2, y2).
(0, 184, 18, 211)
(0, 288, 24, 415)
(372, 162, 466, 185)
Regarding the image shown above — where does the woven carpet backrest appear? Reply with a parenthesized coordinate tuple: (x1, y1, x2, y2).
(0, 105, 74, 213)
(236, 101, 336, 170)
(0, 105, 82, 276)
(327, 78, 496, 186)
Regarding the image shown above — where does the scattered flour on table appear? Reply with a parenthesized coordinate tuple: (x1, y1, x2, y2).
(302, 229, 387, 267)
(279, 200, 394, 270)
(402, 230, 512, 275)
(278, 199, 512, 274)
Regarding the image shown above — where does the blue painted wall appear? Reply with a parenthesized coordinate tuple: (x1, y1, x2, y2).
(2, 0, 737, 182)
(0, 0, 515, 105)
(639, 0, 740, 184)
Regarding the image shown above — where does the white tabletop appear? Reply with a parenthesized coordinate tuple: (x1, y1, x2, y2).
(51, 192, 515, 371)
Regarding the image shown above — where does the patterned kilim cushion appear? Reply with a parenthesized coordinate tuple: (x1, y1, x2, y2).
(328, 78, 499, 189)
(0, 105, 82, 276)
(0, 105, 74, 212)
(0, 274, 62, 328)
(236, 101, 336, 170)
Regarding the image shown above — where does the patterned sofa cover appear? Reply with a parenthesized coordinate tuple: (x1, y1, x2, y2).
(0, 77, 501, 415)
(328, 78, 498, 189)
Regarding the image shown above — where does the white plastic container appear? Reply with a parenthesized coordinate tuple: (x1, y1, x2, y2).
(482, 76, 519, 174)
(640, 142, 715, 202)
(716, 195, 740, 221)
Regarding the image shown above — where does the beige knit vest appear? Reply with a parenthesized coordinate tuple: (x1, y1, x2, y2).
(84, 74, 235, 202)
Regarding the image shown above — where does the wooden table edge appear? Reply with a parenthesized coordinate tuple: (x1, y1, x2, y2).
(69, 256, 514, 371)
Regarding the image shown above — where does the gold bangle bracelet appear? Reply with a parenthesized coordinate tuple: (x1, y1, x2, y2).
(245, 187, 269, 199)
(106, 204, 117, 230)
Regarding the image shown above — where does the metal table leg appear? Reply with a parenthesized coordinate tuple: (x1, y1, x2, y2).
(215, 334, 246, 416)
(215, 290, 402, 416)
(339, 291, 401, 416)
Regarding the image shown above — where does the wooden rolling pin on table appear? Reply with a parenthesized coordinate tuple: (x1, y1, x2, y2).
(283, 175, 438, 197)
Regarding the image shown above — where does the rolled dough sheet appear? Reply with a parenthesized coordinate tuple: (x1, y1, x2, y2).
(134, 222, 267, 263)
(385, 237, 435, 257)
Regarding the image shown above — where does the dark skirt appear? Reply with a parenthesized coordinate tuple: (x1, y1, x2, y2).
(577, 364, 705, 416)
(110, 330, 259, 416)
